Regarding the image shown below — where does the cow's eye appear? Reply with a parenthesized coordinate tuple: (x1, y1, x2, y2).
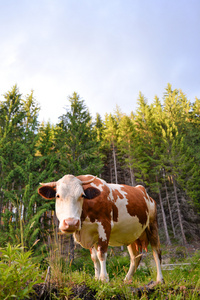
(56, 194, 60, 198)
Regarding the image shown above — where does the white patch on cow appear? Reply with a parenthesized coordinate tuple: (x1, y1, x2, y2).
(108, 184, 128, 202)
(110, 220, 114, 229)
(90, 179, 106, 192)
(97, 221, 107, 241)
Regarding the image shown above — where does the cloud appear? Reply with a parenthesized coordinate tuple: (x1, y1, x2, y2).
(1, 0, 200, 123)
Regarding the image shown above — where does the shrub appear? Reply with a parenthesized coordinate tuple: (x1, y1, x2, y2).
(0, 243, 42, 299)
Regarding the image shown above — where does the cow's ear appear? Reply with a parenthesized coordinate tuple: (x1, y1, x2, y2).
(38, 186, 56, 200)
(83, 187, 101, 199)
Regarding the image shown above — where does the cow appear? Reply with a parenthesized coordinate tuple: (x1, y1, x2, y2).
(38, 174, 164, 283)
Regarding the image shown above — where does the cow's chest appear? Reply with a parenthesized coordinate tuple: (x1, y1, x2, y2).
(74, 218, 99, 249)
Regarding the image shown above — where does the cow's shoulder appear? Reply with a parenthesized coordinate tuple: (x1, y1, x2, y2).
(81, 177, 113, 223)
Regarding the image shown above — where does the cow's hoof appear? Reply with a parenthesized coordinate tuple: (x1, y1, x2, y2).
(146, 279, 164, 289)
(157, 278, 165, 284)
(100, 276, 109, 282)
(124, 279, 132, 284)
(146, 281, 157, 289)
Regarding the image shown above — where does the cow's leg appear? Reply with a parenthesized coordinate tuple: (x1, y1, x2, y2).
(152, 247, 164, 283)
(90, 246, 100, 280)
(124, 242, 142, 282)
(96, 246, 109, 282)
(96, 221, 110, 282)
(146, 221, 164, 283)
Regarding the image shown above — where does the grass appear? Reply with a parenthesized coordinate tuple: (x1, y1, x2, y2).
(44, 242, 200, 299)
(0, 241, 200, 299)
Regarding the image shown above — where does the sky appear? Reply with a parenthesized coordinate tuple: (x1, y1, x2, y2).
(0, 0, 200, 124)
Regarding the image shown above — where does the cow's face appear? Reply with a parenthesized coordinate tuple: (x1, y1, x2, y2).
(55, 175, 85, 233)
(38, 175, 96, 233)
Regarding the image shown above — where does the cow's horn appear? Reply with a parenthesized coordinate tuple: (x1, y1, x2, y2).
(81, 176, 96, 185)
(39, 181, 57, 187)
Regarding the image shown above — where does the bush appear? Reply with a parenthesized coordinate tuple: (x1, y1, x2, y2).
(0, 243, 42, 299)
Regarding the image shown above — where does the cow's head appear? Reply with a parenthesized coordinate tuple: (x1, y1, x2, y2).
(38, 175, 97, 233)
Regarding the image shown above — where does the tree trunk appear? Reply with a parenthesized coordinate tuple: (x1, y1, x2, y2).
(112, 141, 118, 184)
(156, 176, 171, 245)
(69, 234, 75, 262)
(172, 175, 187, 245)
(164, 178, 176, 238)
(129, 164, 136, 186)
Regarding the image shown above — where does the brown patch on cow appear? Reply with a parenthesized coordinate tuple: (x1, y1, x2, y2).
(112, 202, 118, 222)
(97, 243, 108, 260)
(121, 185, 148, 226)
(111, 188, 124, 202)
(81, 190, 112, 224)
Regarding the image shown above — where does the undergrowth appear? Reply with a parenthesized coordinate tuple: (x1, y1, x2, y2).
(45, 243, 200, 299)
(0, 243, 42, 299)
(0, 242, 200, 299)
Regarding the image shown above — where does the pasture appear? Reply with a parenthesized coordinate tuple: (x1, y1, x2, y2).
(0, 242, 199, 299)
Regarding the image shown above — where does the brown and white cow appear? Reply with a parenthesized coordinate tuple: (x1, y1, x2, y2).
(38, 174, 164, 283)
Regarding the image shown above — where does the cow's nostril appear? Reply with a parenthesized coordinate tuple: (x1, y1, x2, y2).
(64, 219, 69, 226)
(75, 219, 80, 228)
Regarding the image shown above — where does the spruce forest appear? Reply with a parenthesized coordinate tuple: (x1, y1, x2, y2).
(0, 84, 200, 249)
(0, 84, 200, 298)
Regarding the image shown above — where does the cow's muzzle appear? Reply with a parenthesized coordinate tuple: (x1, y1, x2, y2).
(59, 218, 80, 233)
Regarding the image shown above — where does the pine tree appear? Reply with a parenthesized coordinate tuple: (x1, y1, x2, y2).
(37, 122, 57, 177)
(131, 92, 155, 184)
(0, 86, 52, 248)
(161, 84, 193, 245)
(56, 92, 103, 176)
(94, 113, 104, 142)
(102, 113, 119, 183)
(182, 97, 200, 210)
(132, 93, 172, 243)
(117, 115, 136, 186)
